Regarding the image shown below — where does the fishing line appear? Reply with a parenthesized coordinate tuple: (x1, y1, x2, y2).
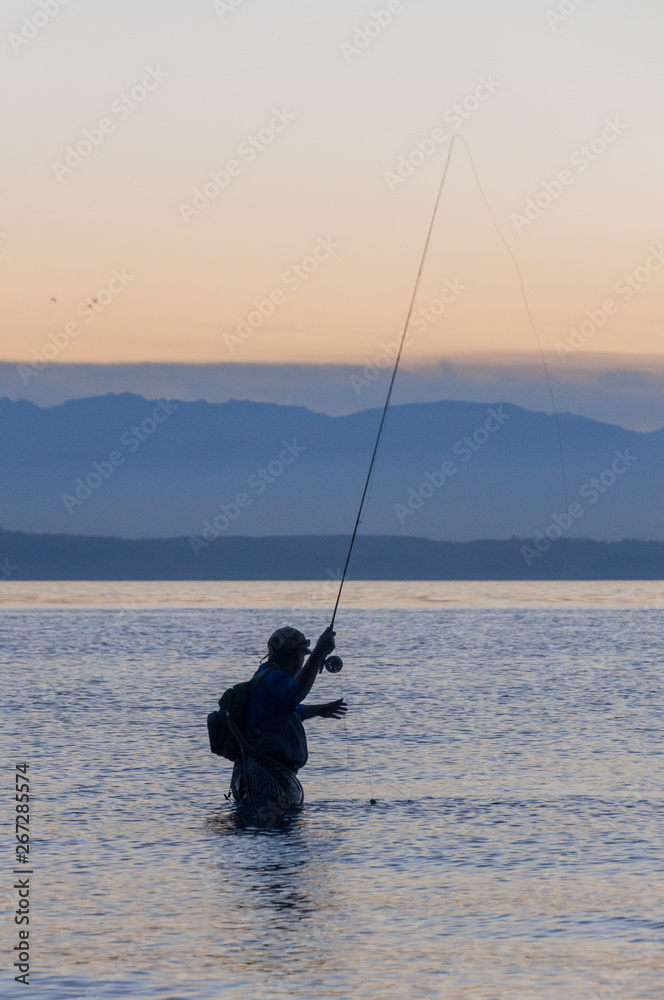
(328, 135, 571, 802)
(453, 135, 570, 578)
(326, 140, 457, 806)
(330, 134, 570, 618)
(330, 137, 458, 630)
(337, 673, 352, 801)
(337, 670, 377, 804)
(336, 667, 380, 803)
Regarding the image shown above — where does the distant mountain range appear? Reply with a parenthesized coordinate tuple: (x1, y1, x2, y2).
(4, 358, 664, 431)
(0, 393, 660, 541)
(1, 530, 663, 580)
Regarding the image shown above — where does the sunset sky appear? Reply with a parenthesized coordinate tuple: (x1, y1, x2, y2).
(2, 0, 662, 369)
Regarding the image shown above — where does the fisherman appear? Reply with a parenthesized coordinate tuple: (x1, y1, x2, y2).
(230, 625, 347, 813)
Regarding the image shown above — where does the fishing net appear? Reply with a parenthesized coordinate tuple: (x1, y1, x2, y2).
(231, 754, 304, 810)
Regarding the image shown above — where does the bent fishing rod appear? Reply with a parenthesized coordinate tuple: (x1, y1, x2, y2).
(321, 137, 459, 667)
(321, 134, 570, 676)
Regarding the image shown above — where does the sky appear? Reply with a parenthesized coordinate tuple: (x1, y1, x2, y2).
(1, 0, 663, 371)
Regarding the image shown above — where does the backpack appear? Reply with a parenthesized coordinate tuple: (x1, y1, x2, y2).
(207, 669, 273, 761)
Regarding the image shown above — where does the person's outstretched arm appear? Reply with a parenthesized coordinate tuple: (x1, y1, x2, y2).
(298, 698, 348, 721)
(293, 626, 335, 698)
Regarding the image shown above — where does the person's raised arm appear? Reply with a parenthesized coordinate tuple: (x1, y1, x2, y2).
(293, 627, 336, 699)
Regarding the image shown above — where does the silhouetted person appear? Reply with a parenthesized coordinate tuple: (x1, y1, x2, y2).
(231, 625, 346, 814)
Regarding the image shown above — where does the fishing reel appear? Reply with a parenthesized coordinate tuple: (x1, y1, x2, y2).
(324, 655, 343, 673)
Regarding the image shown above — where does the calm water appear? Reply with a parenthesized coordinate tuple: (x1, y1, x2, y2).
(1, 582, 663, 999)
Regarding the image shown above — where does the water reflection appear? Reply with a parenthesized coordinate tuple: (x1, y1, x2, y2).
(207, 803, 305, 837)
(206, 805, 348, 994)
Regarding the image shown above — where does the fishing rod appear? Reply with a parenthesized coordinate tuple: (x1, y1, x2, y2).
(326, 136, 460, 651)
(324, 135, 570, 657)
(317, 136, 570, 814)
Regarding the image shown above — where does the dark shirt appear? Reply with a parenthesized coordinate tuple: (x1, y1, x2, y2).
(246, 664, 307, 731)
(243, 664, 309, 771)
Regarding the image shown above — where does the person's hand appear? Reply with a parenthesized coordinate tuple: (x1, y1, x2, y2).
(319, 698, 347, 719)
(314, 626, 336, 657)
